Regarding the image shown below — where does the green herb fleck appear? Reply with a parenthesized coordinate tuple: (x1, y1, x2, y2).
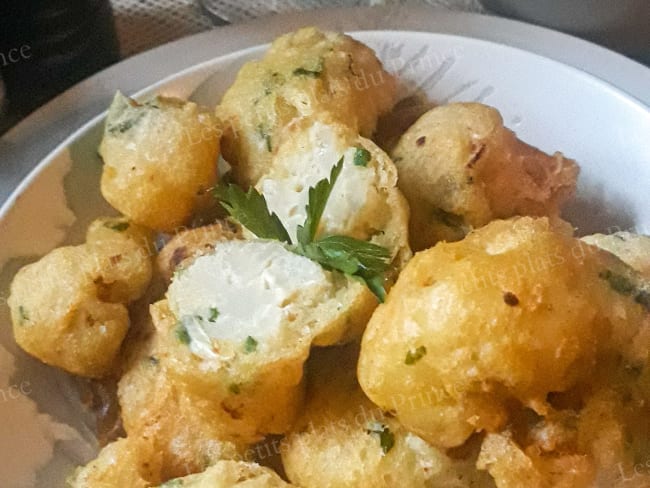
(175, 323, 191, 345)
(214, 183, 291, 243)
(229, 383, 241, 395)
(148, 355, 159, 366)
(432, 208, 465, 229)
(18, 306, 29, 324)
(293, 62, 324, 78)
(599, 269, 650, 312)
(208, 307, 220, 322)
(599, 269, 636, 295)
(366, 422, 395, 454)
(405, 345, 427, 365)
(353, 147, 371, 167)
(104, 221, 130, 232)
(243, 336, 258, 354)
(257, 125, 272, 152)
(107, 113, 143, 134)
(636, 290, 650, 311)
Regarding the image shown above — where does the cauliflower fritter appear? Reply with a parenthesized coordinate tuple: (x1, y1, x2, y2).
(118, 327, 244, 480)
(155, 238, 378, 444)
(99, 93, 220, 232)
(257, 116, 411, 274)
(358, 217, 649, 449)
(9, 217, 153, 377)
(68, 437, 162, 488)
(217, 27, 397, 186)
(391, 103, 578, 250)
(155, 461, 293, 487)
(282, 344, 493, 488)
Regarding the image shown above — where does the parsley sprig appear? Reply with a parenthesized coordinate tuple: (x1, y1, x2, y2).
(214, 157, 390, 301)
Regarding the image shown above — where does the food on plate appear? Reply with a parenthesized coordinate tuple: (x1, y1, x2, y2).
(155, 460, 294, 487)
(217, 27, 397, 186)
(6, 26, 650, 488)
(8, 217, 153, 377)
(358, 216, 650, 486)
(256, 116, 411, 274)
(391, 103, 579, 250)
(99, 93, 221, 232)
(282, 343, 494, 488)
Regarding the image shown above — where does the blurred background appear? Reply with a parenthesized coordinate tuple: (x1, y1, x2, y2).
(0, 0, 648, 136)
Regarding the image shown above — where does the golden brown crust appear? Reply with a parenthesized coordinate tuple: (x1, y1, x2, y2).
(100, 94, 221, 232)
(391, 103, 578, 251)
(217, 27, 397, 187)
(8, 217, 153, 378)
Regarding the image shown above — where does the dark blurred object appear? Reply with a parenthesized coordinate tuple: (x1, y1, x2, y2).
(0, 0, 120, 134)
(482, 0, 650, 65)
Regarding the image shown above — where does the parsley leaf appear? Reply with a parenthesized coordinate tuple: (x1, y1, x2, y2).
(175, 323, 191, 345)
(296, 157, 344, 246)
(299, 235, 390, 301)
(405, 345, 427, 365)
(243, 336, 258, 353)
(353, 147, 371, 167)
(214, 184, 291, 243)
(366, 422, 395, 454)
(208, 307, 220, 322)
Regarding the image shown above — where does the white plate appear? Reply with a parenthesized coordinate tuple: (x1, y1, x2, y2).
(1, 16, 649, 488)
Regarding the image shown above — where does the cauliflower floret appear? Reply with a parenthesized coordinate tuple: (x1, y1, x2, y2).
(9, 217, 153, 377)
(157, 239, 375, 444)
(391, 103, 578, 250)
(99, 93, 221, 232)
(217, 27, 397, 186)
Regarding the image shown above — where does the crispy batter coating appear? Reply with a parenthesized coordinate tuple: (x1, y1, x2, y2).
(358, 217, 649, 448)
(144, 299, 305, 445)
(155, 461, 293, 487)
(358, 216, 650, 486)
(8, 217, 153, 377)
(391, 103, 578, 250)
(67, 437, 162, 488)
(99, 93, 220, 232)
(217, 27, 397, 186)
(156, 221, 243, 283)
(282, 343, 493, 488)
(118, 326, 244, 480)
